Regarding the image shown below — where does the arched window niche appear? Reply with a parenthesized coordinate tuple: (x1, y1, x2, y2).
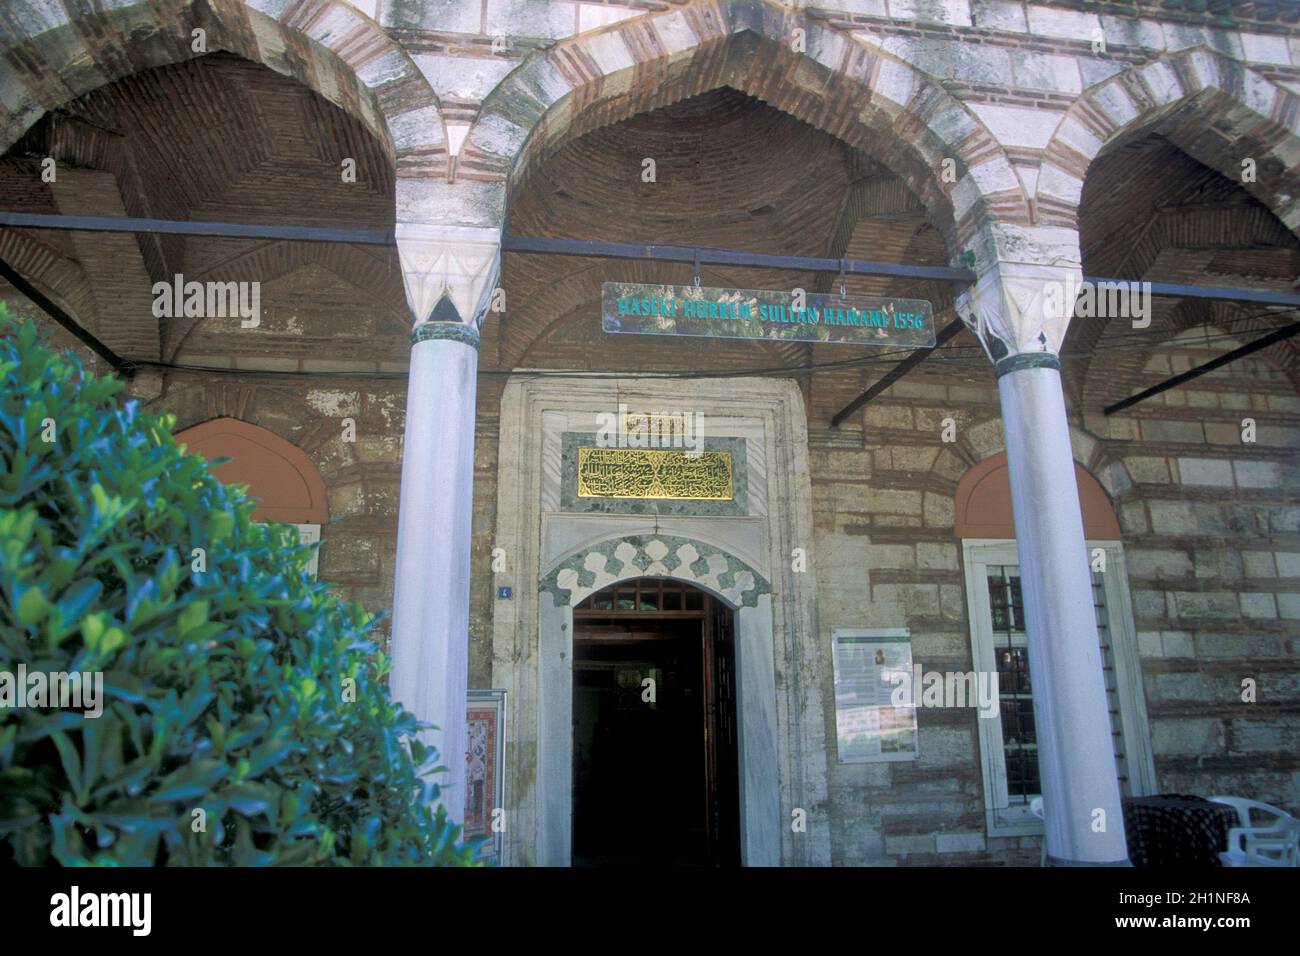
(175, 417, 328, 578)
(954, 453, 1155, 837)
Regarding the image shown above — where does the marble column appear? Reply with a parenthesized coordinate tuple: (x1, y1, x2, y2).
(960, 256, 1129, 866)
(391, 223, 500, 824)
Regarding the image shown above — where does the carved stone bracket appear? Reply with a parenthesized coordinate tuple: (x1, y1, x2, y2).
(395, 222, 501, 329)
(956, 258, 1084, 364)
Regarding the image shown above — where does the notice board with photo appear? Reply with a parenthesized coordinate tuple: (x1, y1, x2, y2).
(831, 628, 918, 763)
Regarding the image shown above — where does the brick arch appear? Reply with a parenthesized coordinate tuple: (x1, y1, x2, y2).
(0, 0, 446, 177)
(1075, 299, 1300, 411)
(0, 229, 98, 337)
(1066, 238, 1300, 408)
(1039, 48, 1300, 234)
(461, 0, 1027, 252)
(176, 416, 329, 523)
(955, 452, 1121, 540)
(1079, 308, 1299, 413)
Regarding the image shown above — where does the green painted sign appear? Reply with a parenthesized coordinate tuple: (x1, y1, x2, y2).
(602, 282, 935, 348)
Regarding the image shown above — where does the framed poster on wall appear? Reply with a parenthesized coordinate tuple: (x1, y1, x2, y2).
(465, 689, 506, 864)
(831, 628, 918, 763)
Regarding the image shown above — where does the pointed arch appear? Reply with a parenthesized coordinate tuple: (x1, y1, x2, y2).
(176, 416, 329, 523)
(955, 451, 1121, 540)
(1039, 48, 1300, 234)
(461, 0, 1028, 252)
(0, 0, 446, 176)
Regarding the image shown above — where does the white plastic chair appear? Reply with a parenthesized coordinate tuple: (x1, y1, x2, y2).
(1030, 796, 1046, 866)
(1209, 796, 1300, 867)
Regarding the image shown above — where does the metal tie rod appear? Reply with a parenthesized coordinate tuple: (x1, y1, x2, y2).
(4, 211, 1300, 307)
(1086, 276, 1300, 309)
(0, 255, 133, 375)
(0, 211, 395, 246)
(1104, 320, 1300, 415)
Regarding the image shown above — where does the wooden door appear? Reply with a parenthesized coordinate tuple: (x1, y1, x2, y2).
(707, 596, 741, 866)
(572, 580, 740, 866)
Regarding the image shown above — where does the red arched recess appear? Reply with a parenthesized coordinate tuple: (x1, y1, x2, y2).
(175, 418, 328, 523)
(954, 452, 1120, 539)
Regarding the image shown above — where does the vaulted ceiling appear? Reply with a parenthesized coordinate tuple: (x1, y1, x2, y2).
(1068, 133, 1300, 408)
(0, 52, 405, 366)
(494, 87, 969, 426)
(1, 56, 1294, 428)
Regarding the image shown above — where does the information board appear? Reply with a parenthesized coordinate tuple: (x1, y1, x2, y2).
(602, 282, 936, 348)
(832, 628, 919, 763)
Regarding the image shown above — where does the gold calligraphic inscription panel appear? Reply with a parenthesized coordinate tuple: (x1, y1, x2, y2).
(577, 447, 734, 500)
(622, 412, 689, 438)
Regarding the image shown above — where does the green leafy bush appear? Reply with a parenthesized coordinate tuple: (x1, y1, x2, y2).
(0, 310, 476, 865)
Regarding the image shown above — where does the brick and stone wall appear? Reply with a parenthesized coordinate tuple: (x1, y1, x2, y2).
(2, 0, 1298, 865)
(1099, 331, 1299, 813)
(797, 332, 1299, 864)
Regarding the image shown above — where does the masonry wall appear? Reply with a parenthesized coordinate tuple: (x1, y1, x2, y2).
(12, 251, 1299, 869)
(23, 309, 1293, 866)
(4, 0, 1300, 868)
(804, 331, 1299, 866)
(9, 258, 415, 653)
(809, 376, 1021, 865)
(152, 372, 408, 638)
(22, 306, 508, 689)
(1096, 332, 1300, 807)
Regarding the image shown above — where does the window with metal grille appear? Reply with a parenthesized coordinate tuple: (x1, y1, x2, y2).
(984, 566, 1130, 808)
(574, 578, 706, 615)
(985, 567, 1038, 805)
(964, 540, 1155, 836)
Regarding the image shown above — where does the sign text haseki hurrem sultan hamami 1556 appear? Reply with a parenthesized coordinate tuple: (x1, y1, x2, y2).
(601, 282, 936, 348)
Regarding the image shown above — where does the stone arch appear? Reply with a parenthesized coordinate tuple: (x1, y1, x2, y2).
(539, 533, 772, 610)
(175, 416, 329, 523)
(955, 451, 1121, 540)
(0, 0, 446, 175)
(952, 415, 1132, 504)
(1039, 48, 1300, 234)
(462, 0, 1028, 252)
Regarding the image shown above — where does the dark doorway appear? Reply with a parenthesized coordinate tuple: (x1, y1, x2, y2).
(572, 578, 740, 866)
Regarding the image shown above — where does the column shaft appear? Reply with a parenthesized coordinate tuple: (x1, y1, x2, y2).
(996, 357, 1129, 865)
(391, 328, 479, 824)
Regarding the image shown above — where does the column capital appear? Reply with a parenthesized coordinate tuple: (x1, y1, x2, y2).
(956, 258, 1083, 366)
(395, 222, 501, 330)
(956, 257, 1086, 366)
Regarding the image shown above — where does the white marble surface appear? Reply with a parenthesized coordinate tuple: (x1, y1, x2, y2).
(493, 376, 831, 866)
